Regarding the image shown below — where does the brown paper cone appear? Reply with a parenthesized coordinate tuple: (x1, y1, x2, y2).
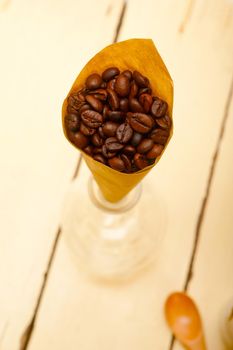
(62, 38, 173, 202)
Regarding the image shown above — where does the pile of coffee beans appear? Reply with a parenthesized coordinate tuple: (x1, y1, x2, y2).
(64, 67, 172, 173)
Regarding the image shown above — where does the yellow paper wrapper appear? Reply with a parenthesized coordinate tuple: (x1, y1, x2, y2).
(62, 38, 173, 202)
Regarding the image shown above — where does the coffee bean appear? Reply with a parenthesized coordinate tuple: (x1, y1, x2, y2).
(79, 104, 91, 115)
(98, 126, 106, 139)
(66, 105, 79, 114)
(102, 67, 120, 81)
(150, 128, 169, 145)
(107, 88, 119, 110)
(146, 144, 164, 159)
(108, 157, 125, 172)
(129, 97, 144, 112)
(134, 153, 149, 170)
(67, 94, 85, 111)
(103, 105, 110, 120)
(138, 87, 152, 95)
(139, 93, 153, 113)
(102, 121, 119, 137)
(115, 74, 130, 97)
(107, 78, 116, 90)
(116, 123, 133, 144)
(119, 98, 129, 112)
(131, 132, 142, 146)
(86, 73, 102, 90)
(122, 70, 132, 80)
(151, 97, 168, 118)
(156, 115, 171, 129)
(80, 122, 95, 136)
(85, 95, 103, 112)
(81, 110, 103, 128)
(89, 88, 108, 101)
(105, 137, 124, 152)
(137, 139, 154, 154)
(129, 81, 138, 98)
(128, 113, 154, 133)
(91, 133, 104, 147)
(133, 71, 149, 87)
(93, 154, 106, 164)
(100, 81, 107, 89)
(83, 145, 93, 156)
(120, 154, 132, 172)
(64, 114, 80, 131)
(123, 145, 136, 157)
(108, 111, 125, 122)
(71, 131, 89, 149)
(102, 145, 117, 159)
(93, 147, 103, 154)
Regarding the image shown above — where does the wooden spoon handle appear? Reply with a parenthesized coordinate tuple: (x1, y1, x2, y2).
(188, 334, 207, 350)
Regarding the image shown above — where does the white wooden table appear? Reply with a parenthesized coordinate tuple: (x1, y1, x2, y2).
(1, 0, 233, 349)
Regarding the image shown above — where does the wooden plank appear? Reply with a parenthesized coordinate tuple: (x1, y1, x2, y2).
(28, 0, 233, 349)
(173, 90, 233, 349)
(0, 1, 124, 349)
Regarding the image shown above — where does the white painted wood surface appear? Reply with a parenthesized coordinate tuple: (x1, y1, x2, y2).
(0, 0, 124, 349)
(26, 0, 233, 349)
(1, 0, 233, 349)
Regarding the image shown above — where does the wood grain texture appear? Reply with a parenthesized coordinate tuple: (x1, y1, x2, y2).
(0, 0, 124, 349)
(27, 0, 233, 349)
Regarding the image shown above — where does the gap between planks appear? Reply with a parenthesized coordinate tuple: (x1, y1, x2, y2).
(18, 2, 127, 349)
(169, 74, 233, 350)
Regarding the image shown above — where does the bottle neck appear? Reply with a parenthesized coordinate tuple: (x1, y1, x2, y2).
(88, 176, 142, 213)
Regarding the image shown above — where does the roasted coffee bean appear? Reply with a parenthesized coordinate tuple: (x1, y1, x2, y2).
(156, 115, 171, 129)
(68, 94, 84, 111)
(108, 110, 125, 122)
(102, 145, 117, 159)
(103, 105, 110, 120)
(93, 154, 106, 164)
(150, 128, 169, 145)
(93, 147, 103, 154)
(91, 133, 104, 147)
(131, 132, 142, 146)
(89, 88, 108, 101)
(86, 73, 102, 90)
(129, 97, 144, 112)
(116, 123, 133, 144)
(81, 110, 103, 128)
(151, 97, 168, 118)
(139, 93, 153, 113)
(83, 145, 93, 156)
(138, 87, 152, 95)
(122, 70, 132, 80)
(80, 122, 95, 136)
(108, 157, 125, 172)
(123, 145, 136, 157)
(120, 154, 132, 172)
(134, 153, 149, 170)
(105, 137, 124, 152)
(64, 114, 80, 131)
(129, 81, 139, 98)
(107, 78, 116, 90)
(102, 67, 120, 81)
(146, 144, 164, 159)
(85, 95, 103, 112)
(66, 105, 79, 114)
(137, 138, 154, 154)
(107, 88, 119, 110)
(115, 74, 130, 97)
(102, 121, 119, 137)
(119, 98, 129, 112)
(133, 71, 149, 87)
(98, 126, 106, 139)
(79, 104, 91, 115)
(100, 81, 107, 88)
(71, 131, 89, 149)
(128, 113, 154, 133)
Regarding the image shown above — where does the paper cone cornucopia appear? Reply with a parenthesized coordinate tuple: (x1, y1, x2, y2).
(62, 39, 173, 202)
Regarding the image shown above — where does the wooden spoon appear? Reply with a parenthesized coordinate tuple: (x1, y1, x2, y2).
(165, 292, 207, 350)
